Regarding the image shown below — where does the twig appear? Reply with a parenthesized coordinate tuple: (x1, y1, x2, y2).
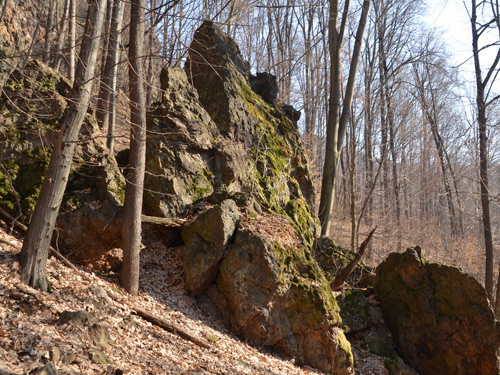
(0, 237, 20, 248)
(132, 306, 211, 349)
(331, 227, 377, 291)
(14, 283, 62, 315)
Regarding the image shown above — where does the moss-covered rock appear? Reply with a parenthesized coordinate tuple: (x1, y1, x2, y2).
(0, 60, 124, 269)
(375, 248, 500, 375)
(146, 21, 317, 250)
(210, 213, 353, 374)
(181, 199, 239, 295)
(314, 236, 375, 287)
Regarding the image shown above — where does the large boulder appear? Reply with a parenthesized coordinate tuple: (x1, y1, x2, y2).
(375, 247, 500, 375)
(206, 213, 353, 374)
(145, 21, 317, 247)
(0, 60, 124, 268)
(181, 199, 239, 295)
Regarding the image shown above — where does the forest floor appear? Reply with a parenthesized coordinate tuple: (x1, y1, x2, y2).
(0, 222, 390, 375)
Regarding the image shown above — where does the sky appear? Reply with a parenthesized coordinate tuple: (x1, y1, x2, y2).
(425, 0, 472, 69)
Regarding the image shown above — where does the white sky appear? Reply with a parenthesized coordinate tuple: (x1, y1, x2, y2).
(425, 0, 472, 69)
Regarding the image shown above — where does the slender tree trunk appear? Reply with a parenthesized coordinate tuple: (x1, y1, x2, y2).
(43, 0, 56, 64)
(69, 0, 76, 82)
(96, 0, 114, 130)
(146, 0, 157, 108)
(54, 0, 71, 72)
(471, 0, 495, 302)
(121, 0, 146, 296)
(106, 0, 124, 153)
(23, 4, 46, 67)
(319, 0, 371, 236)
(20, 0, 107, 291)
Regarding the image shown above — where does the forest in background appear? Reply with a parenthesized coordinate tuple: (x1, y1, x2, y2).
(2, 0, 500, 300)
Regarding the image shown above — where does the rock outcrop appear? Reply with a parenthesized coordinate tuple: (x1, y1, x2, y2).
(0, 60, 125, 268)
(375, 248, 500, 375)
(145, 20, 317, 247)
(144, 21, 354, 373)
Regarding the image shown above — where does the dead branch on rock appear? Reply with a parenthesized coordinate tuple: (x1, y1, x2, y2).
(330, 227, 376, 291)
(141, 214, 186, 227)
(132, 306, 211, 349)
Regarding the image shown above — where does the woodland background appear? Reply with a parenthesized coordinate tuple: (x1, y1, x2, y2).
(1, 0, 500, 292)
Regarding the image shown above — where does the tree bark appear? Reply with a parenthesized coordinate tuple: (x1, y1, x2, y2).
(53, 0, 71, 72)
(19, 0, 107, 291)
(319, 0, 371, 236)
(69, 0, 76, 82)
(471, 0, 495, 302)
(105, 0, 124, 153)
(120, 0, 146, 296)
(43, 0, 55, 64)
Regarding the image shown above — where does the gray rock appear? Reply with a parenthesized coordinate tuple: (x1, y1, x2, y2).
(182, 199, 239, 295)
(59, 310, 98, 326)
(28, 363, 57, 375)
(375, 248, 500, 375)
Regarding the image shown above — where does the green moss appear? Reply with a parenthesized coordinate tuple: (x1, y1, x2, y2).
(39, 73, 57, 92)
(4, 78, 24, 92)
(271, 241, 342, 328)
(187, 167, 214, 202)
(0, 148, 51, 218)
(337, 330, 354, 365)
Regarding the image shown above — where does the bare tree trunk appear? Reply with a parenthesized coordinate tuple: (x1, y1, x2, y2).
(19, 0, 108, 291)
(54, 0, 71, 72)
(121, 0, 146, 296)
(470, 0, 497, 303)
(43, 0, 56, 64)
(69, 0, 76, 82)
(146, 0, 157, 108)
(106, 0, 124, 153)
(96, 0, 114, 130)
(23, 3, 46, 67)
(319, 0, 371, 236)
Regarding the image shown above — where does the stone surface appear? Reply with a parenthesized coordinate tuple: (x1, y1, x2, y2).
(206, 214, 354, 374)
(249, 72, 278, 104)
(0, 60, 125, 269)
(337, 289, 383, 333)
(59, 310, 98, 326)
(182, 199, 239, 295)
(375, 248, 500, 375)
(145, 22, 318, 249)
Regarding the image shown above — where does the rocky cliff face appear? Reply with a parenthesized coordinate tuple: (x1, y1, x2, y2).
(0, 60, 125, 267)
(145, 20, 317, 247)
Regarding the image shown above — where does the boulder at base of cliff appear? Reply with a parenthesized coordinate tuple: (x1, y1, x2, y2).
(198, 213, 354, 375)
(0, 60, 124, 270)
(181, 199, 239, 295)
(375, 247, 500, 375)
